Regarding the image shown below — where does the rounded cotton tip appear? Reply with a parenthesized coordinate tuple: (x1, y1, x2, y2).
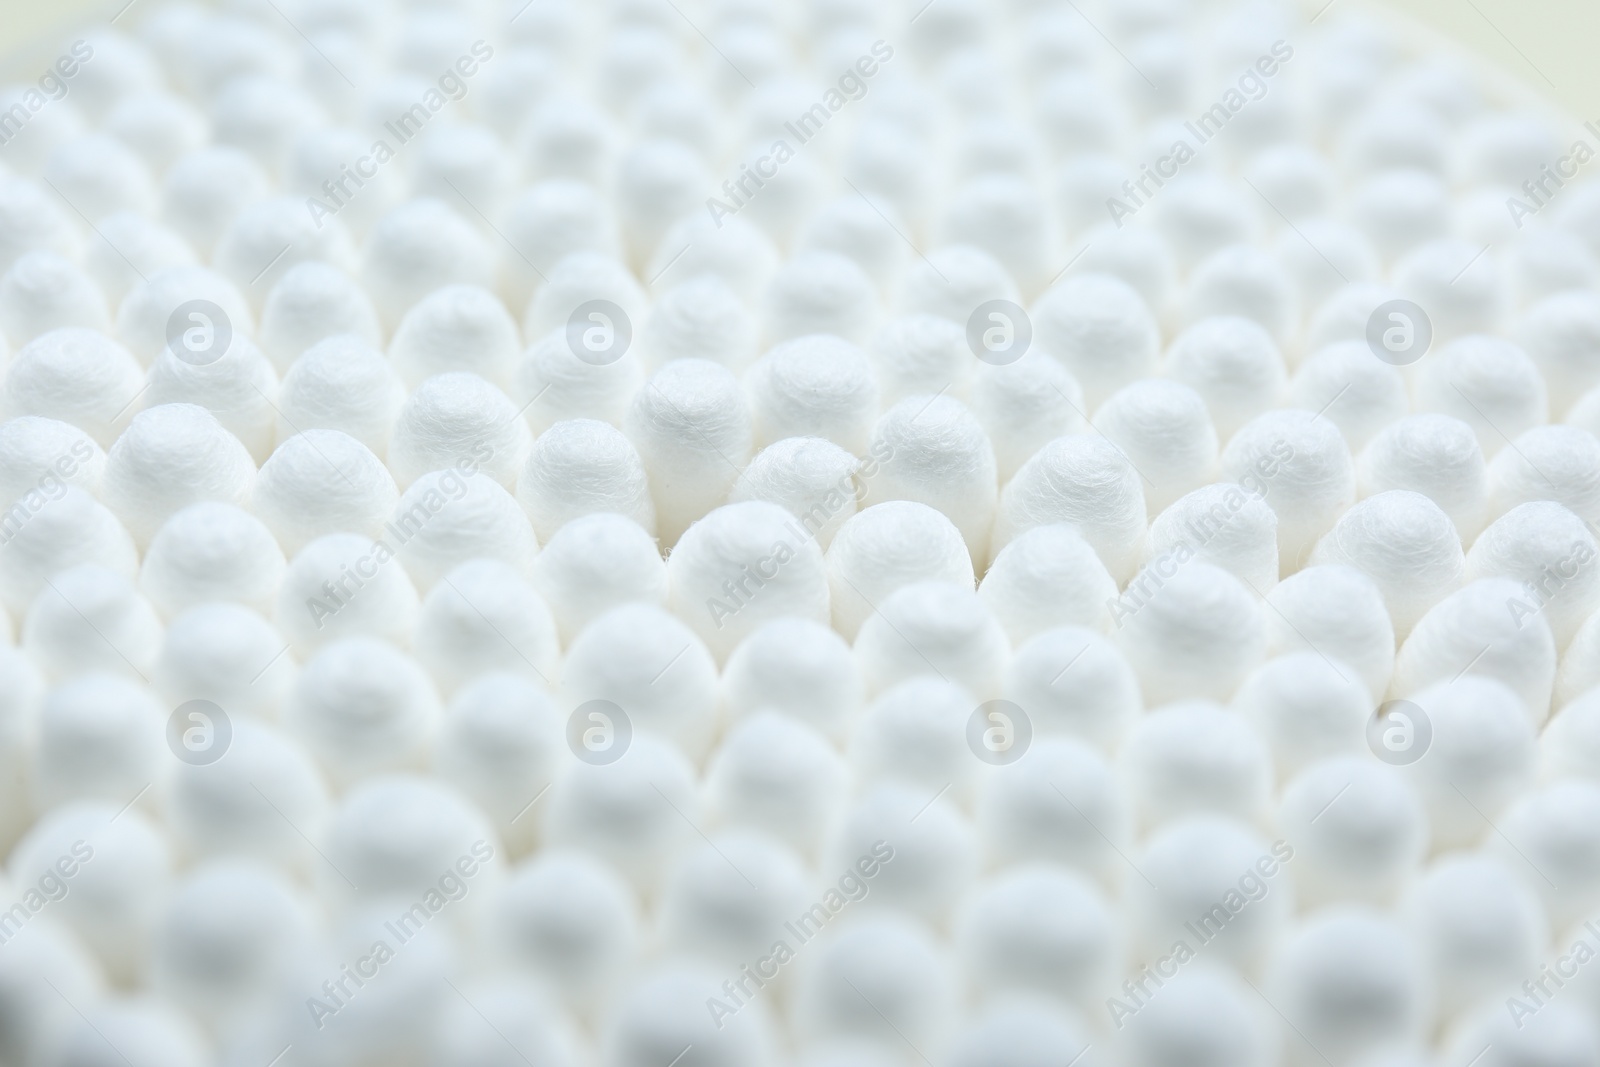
(1130, 816, 1291, 968)
(969, 350, 1086, 482)
(1488, 425, 1600, 526)
(480, 849, 639, 1012)
(561, 602, 717, 758)
(748, 335, 879, 454)
(1467, 501, 1599, 649)
(995, 434, 1147, 583)
(543, 730, 699, 887)
(602, 962, 779, 1067)
(645, 212, 779, 302)
(252, 430, 398, 555)
(641, 274, 757, 372)
(1394, 578, 1556, 724)
(867, 314, 973, 409)
(1115, 964, 1274, 1067)
(388, 284, 521, 391)
(0, 250, 110, 347)
(44, 133, 157, 221)
(1516, 290, 1600, 416)
(953, 865, 1116, 1010)
(1184, 243, 1300, 345)
(1290, 341, 1408, 452)
(495, 177, 617, 309)
(4, 328, 144, 447)
(1164, 316, 1286, 441)
(433, 674, 562, 858)
(274, 334, 404, 458)
(790, 917, 957, 1055)
(721, 616, 861, 740)
(1113, 560, 1265, 705)
(274, 532, 420, 653)
(387, 372, 531, 491)
(656, 827, 810, 965)
(23, 563, 162, 683)
(666, 500, 830, 662)
(256, 262, 383, 374)
(1264, 909, 1430, 1066)
(413, 559, 559, 696)
(1402, 675, 1537, 850)
(1446, 999, 1600, 1067)
(1233, 652, 1372, 776)
(512, 324, 644, 439)
(1414, 335, 1547, 458)
(0, 486, 138, 615)
(704, 711, 846, 857)
(1311, 490, 1464, 638)
(150, 859, 314, 1032)
(976, 734, 1127, 880)
(518, 418, 656, 542)
(979, 523, 1117, 643)
(139, 502, 285, 620)
(152, 601, 293, 721)
(160, 146, 269, 257)
(114, 266, 255, 368)
(1220, 409, 1355, 573)
(0, 415, 104, 511)
(899, 244, 1018, 330)
(1093, 379, 1219, 517)
(729, 436, 862, 549)
(530, 512, 666, 645)
(1357, 413, 1488, 541)
(389, 468, 539, 592)
(44, 998, 208, 1067)
(1000, 626, 1142, 752)
(1147, 482, 1280, 594)
(799, 195, 911, 299)
(361, 198, 494, 330)
(283, 638, 440, 786)
(1277, 756, 1427, 907)
(1031, 272, 1159, 409)
(164, 715, 329, 875)
(625, 359, 752, 545)
(212, 197, 356, 313)
(862, 395, 997, 564)
(32, 673, 163, 813)
(101, 403, 256, 549)
(855, 580, 1007, 699)
(9, 802, 171, 983)
(825, 501, 974, 640)
(1402, 851, 1545, 1021)
(321, 774, 498, 914)
(1394, 238, 1503, 341)
(764, 250, 880, 345)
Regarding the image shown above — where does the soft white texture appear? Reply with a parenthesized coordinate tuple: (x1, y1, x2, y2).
(625, 358, 752, 545)
(824, 501, 974, 640)
(994, 434, 1147, 582)
(666, 500, 830, 662)
(101, 404, 257, 548)
(530, 511, 666, 644)
(0, 8, 1596, 1062)
(862, 395, 998, 564)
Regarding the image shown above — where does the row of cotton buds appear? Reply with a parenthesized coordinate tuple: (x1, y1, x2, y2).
(3, 0, 1600, 1066)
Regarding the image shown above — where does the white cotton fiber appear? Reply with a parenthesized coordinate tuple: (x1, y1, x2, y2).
(0, 7, 1594, 1061)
